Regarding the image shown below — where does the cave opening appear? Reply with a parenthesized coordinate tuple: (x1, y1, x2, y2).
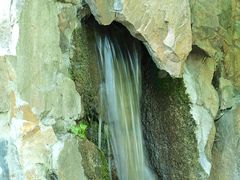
(71, 13, 201, 180)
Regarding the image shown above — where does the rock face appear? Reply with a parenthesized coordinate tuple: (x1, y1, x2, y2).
(78, 140, 109, 180)
(16, 0, 82, 133)
(189, 0, 240, 178)
(85, 0, 192, 77)
(0, 0, 108, 179)
(190, 0, 240, 89)
(210, 101, 240, 180)
(0, 0, 240, 179)
(51, 135, 108, 180)
(70, 23, 100, 117)
(52, 136, 87, 180)
(83, 0, 239, 178)
(183, 51, 219, 175)
(141, 55, 204, 179)
(0, 0, 24, 55)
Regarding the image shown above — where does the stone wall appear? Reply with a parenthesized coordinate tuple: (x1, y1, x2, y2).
(0, 0, 108, 179)
(86, 0, 240, 179)
(0, 0, 240, 179)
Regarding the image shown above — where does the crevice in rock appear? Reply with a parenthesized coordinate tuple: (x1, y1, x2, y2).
(72, 14, 159, 179)
(46, 171, 58, 180)
(191, 45, 211, 58)
(72, 10, 204, 180)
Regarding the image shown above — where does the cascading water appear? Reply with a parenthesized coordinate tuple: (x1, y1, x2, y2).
(95, 25, 154, 180)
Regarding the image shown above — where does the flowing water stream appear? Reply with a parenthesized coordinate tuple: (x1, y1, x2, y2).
(95, 25, 154, 180)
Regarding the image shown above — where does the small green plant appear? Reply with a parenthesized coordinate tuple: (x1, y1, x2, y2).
(70, 122, 88, 139)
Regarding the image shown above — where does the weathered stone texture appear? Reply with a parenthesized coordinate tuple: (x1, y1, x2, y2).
(0, 0, 86, 179)
(70, 24, 100, 117)
(51, 135, 109, 180)
(190, 0, 240, 89)
(0, 0, 240, 179)
(0, 56, 13, 116)
(210, 102, 240, 180)
(0, 140, 9, 180)
(0, 0, 25, 56)
(16, 0, 82, 132)
(189, 0, 240, 178)
(183, 52, 219, 175)
(85, 0, 192, 77)
(52, 135, 87, 180)
(79, 139, 109, 180)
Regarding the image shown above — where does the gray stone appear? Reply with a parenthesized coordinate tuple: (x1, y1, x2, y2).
(0, 140, 9, 180)
(183, 53, 219, 176)
(219, 77, 235, 109)
(51, 135, 109, 180)
(0, 56, 11, 114)
(15, 0, 82, 133)
(52, 135, 87, 180)
(6, 141, 23, 180)
(210, 102, 240, 180)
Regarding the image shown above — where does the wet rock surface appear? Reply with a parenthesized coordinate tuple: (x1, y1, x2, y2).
(141, 54, 204, 179)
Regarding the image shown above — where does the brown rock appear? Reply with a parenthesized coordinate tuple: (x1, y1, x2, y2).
(85, 0, 192, 77)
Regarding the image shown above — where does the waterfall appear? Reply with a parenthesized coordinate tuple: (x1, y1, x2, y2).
(96, 25, 154, 180)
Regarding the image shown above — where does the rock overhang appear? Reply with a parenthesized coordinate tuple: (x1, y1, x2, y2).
(84, 0, 192, 77)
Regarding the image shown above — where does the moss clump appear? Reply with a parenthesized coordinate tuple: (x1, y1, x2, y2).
(99, 149, 110, 180)
(141, 53, 206, 179)
(70, 20, 110, 179)
(70, 22, 100, 118)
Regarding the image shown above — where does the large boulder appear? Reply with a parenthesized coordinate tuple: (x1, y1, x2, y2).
(85, 0, 192, 77)
(0, 0, 84, 179)
(51, 136, 87, 180)
(52, 135, 109, 180)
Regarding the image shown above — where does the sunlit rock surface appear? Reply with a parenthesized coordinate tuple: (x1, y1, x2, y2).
(190, 0, 240, 89)
(183, 52, 219, 175)
(52, 135, 87, 180)
(0, 0, 85, 179)
(0, 0, 24, 56)
(190, 0, 240, 178)
(85, 0, 192, 77)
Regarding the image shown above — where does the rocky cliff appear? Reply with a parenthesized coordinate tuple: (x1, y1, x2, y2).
(0, 0, 239, 179)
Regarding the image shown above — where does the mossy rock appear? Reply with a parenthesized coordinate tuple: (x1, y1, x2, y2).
(78, 139, 110, 180)
(70, 22, 100, 117)
(141, 53, 206, 179)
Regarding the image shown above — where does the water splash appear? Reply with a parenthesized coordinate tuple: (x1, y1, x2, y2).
(96, 27, 154, 180)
